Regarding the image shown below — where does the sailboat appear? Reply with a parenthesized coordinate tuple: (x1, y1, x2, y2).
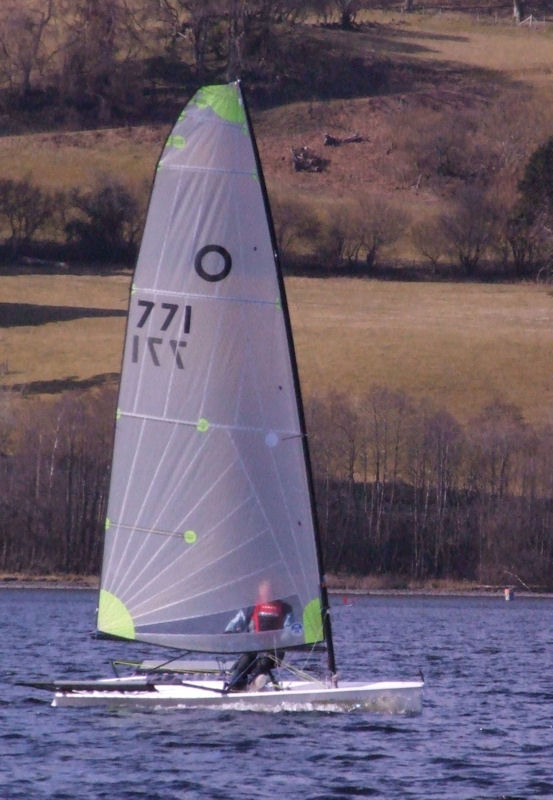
(35, 83, 423, 712)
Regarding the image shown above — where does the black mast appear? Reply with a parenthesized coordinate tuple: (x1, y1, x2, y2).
(238, 81, 337, 679)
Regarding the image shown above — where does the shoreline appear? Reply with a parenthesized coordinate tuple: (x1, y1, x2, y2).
(0, 575, 98, 590)
(1, 574, 552, 598)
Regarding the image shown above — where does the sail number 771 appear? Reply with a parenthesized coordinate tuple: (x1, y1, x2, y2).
(131, 299, 192, 369)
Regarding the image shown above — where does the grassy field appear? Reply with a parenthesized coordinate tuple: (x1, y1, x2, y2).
(3, 273, 553, 426)
(290, 278, 553, 425)
(0, 273, 130, 392)
(0, 127, 160, 192)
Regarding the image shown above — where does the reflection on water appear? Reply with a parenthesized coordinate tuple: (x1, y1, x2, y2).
(2, 589, 553, 799)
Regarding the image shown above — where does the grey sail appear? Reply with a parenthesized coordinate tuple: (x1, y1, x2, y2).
(97, 83, 326, 654)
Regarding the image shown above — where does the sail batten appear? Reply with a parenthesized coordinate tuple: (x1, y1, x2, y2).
(98, 82, 328, 656)
(132, 286, 282, 307)
(111, 523, 184, 539)
(118, 411, 300, 437)
(161, 164, 258, 177)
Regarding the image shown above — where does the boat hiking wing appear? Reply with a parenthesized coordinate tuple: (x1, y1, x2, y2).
(97, 83, 327, 655)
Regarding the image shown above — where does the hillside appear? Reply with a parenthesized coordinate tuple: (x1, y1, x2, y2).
(1, 10, 553, 259)
(3, 9, 553, 424)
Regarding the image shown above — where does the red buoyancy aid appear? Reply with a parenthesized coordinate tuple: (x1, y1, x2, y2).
(251, 600, 286, 632)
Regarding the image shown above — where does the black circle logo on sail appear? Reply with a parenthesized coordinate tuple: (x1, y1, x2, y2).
(194, 245, 232, 282)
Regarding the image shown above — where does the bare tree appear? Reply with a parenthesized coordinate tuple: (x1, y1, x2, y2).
(158, 0, 224, 80)
(333, 0, 365, 29)
(0, 389, 115, 574)
(0, 391, 13, 459)
(357, 388, 411, 573)
(307, 392, 362, 571)
(225, 0, 291, 81)
(407, 403, 463, 578)
(360, 196, 408, 271)
(312, 208, 347, 270)
(317, 203, 366, 269)
(505, 209, 547, 278)
(226, 0, 247, 80)
(440, 186, 498, 276)
(337, 205, 366, 266)
(468, 402, 528, 501)
(58, 0, 144, 122)
(513, 0, 525, 23)
(156, 0, 296, 81)
(271, 195, 321, 264)
(304, 0, 334, 24)
(0, 0, 56, 103)
(0, 177, 54, 257)
(412, 218, 447, 274)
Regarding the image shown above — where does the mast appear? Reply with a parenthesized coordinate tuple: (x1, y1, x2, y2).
(238, 82, 337, 678)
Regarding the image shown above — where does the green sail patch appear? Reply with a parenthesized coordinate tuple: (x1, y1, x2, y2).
(193, 84, 246, 125)
(302, 597, 324, 643)
(97, 589, 135, 640)
(166, 133, 186, 149)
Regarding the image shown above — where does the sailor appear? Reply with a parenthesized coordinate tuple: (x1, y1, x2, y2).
(224, 579, 293, 692)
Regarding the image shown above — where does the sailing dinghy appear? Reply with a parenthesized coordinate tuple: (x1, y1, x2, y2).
(34, 83, 423, 712)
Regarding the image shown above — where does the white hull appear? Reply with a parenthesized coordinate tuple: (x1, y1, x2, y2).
(52, 677, 423, 714)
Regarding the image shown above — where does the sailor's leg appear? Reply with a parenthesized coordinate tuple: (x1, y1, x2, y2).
(247, 652, 281, 692)
(225, 652, 256, 692)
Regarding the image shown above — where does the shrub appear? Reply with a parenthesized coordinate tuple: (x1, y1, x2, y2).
(439, 186, 498, 276)
(412, 218, 447, 274)
(271, 194, 322, 267)
(0, 177, 54, 257)
(360, 196, 408, 271)
(518, 136, 553, 224)
(65, 178, 142, 265)
(510, 136, 553, 276)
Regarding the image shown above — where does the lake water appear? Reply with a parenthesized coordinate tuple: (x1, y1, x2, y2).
(2, 589, 553, 799)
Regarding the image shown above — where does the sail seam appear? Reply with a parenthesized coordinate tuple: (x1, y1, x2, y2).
(109, 523, 181, 538)
(118, 410, 302, 437)
(161, 164, 255, 178)
(132, 286, 279, 307)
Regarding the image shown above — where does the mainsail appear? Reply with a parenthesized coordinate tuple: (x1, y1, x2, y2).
(97, 83, 328, 655)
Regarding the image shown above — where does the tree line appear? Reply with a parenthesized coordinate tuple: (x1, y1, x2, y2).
(2, 385, 553, 588)
(4, 131, 553, 280)
(309, 390, 553, 588)
(0, 1, 544, 126)
(0, 0, 417, 122)
(0, 390, 113, 575)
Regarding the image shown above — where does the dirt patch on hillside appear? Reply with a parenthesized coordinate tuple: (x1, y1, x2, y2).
(256, 84, 490, 206)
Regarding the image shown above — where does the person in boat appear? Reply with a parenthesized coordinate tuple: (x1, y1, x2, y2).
(224, 579, 293, 693)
